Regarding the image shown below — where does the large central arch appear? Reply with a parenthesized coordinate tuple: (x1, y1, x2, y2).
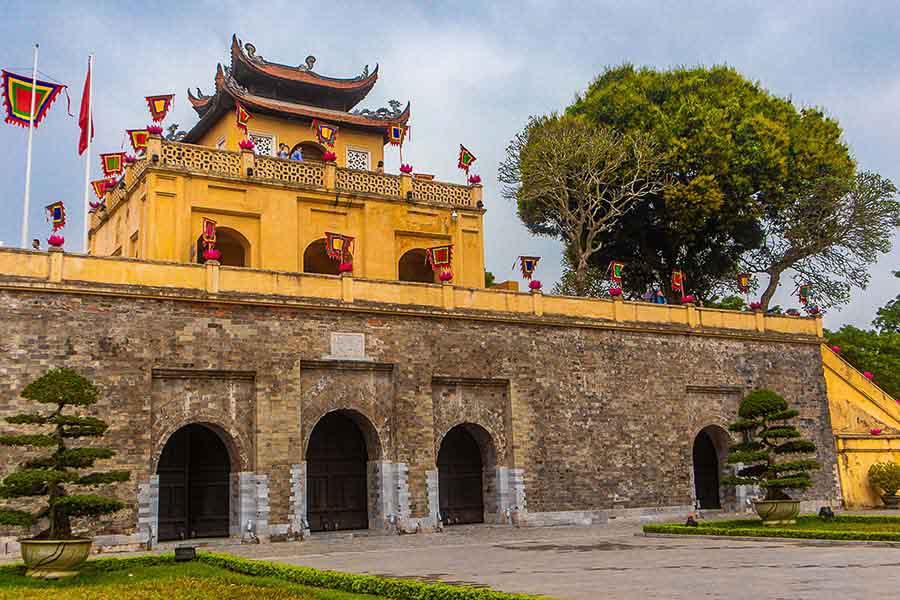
(157, 423, 232, 541)
(305, 410, 377, 532)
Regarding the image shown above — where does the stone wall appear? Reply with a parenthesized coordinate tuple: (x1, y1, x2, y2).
(0, 283, 840, 544)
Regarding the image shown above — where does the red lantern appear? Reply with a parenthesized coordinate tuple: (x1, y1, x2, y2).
(529, 279, 542, 291)
(439, 270, 453, 282)
(339, 262, 353, 273)
(203, 248, 221, 261)
(863, 371, 874, 380)
(609, 287, 623, 297)
(47, 234, 65, 248)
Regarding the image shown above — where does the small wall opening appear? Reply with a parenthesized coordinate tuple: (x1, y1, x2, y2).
(303, 239, 341, 275)
(197, 227, 250, 268)
(398, 249, 436, 283)
(290, 142, 325, 162)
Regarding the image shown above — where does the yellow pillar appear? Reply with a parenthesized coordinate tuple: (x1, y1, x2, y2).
(341, 271, 354, 303)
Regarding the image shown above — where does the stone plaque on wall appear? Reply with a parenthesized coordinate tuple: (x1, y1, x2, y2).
(329, 332, 367, 360)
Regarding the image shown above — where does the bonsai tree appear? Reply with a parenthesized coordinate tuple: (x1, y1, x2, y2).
(868, 462, 900, 497)
(723, 389, 820, 500)
(0, 368, 129, 539)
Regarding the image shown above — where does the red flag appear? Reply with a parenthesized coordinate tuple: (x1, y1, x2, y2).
(78, 60, 92, 155)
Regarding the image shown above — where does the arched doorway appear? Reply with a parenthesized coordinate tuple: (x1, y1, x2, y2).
(157, 424, 231, 541)
(290, 142, 325, 162)
(196, 227, 250, 267)
(306, 411, 370, 531)
(438, 425, 487, 525)
(398, 249, 436, 283)
(692, 425, 730, 510)
(303, 239, 341, 275)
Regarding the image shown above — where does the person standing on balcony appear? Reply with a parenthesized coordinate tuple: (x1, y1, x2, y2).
(278, 143, 289, 159)
(290, 146, 303, 161)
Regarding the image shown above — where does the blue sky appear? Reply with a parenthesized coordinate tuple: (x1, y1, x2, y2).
(0, 1, 896, 329)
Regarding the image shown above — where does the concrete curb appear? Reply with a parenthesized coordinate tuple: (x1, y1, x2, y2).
(640, 531, 900, 548)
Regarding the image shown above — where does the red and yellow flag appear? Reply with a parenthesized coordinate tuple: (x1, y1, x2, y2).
(127, 128, 149, 153)
(145, 94, 174, 122)
(100, 152, 126, 177)
(235, 100, 252, 133)
(1, 70, 66, 128)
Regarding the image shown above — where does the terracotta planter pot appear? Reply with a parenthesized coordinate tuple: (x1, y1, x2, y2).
(752, 499, 800, 525)
(882, 494, 900, 509)
(20, 538, 92, 578)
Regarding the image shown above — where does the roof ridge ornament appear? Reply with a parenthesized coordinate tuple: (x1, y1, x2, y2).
(352, 99, 404, 120)
(244, 42, 265, 64)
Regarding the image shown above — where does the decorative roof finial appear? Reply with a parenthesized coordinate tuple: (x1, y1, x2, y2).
(302, 55, 316, 71)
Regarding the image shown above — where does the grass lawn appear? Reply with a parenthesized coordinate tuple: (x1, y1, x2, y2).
(643, 514, 900, 541)
(0, 560, 384, 600)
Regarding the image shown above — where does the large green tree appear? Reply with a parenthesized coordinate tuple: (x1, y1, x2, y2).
(744, 172, 899, 310)
(499, 114, 666, 295)
(566, 64, 855, 300)
(874, 271, 900, 333)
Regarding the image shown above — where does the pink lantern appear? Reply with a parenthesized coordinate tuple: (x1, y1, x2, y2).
(529, 279, 542, 291)
(681, 294, 695, 304)
(830, 345, 841, 354)
(870, 428, 883, 435)
(439, 270, 453, 282)
(468, 174, 482, 185)
(202, 248, 221, 261)
(609, 287, 623, 297)
(147, 124, 163, 135)
(47, 234, 65, 248)
(322, 151, 337, 162)
(749, 301, 762, 310)
(238, 138, 255, 151)
(400, 163, 413, 174)
(339, 262, 353, 273)
(863, 371, 874, 380)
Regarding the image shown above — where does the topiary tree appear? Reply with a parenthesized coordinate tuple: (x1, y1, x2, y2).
(0, 368, 130, 540)
(723, 389, 819, 500)
(868, 462, 900, 497)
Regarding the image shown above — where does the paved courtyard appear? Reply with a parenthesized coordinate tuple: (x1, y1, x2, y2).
(206, 521, 900, 599)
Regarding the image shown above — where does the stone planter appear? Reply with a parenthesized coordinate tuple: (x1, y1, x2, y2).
(882, 494, 900, 509)
(20, 538, 92, 578)
(752, 499, 800, 525)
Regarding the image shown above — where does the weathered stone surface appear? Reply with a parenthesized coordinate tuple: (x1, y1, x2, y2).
(0, 286, 839, 542)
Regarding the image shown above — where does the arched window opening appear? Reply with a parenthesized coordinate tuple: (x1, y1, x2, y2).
(303, 238, 341, 275)
(157, 424, 232, 541)
(196, 227, 249, 268)
(306, 411, 372, 532)
(289, 142, 325, 162)
(398, 248, 436, 283)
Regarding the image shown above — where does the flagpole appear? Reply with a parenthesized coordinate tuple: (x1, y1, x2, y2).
(82, 54, 93, 252)
(20, 43, 39, 249)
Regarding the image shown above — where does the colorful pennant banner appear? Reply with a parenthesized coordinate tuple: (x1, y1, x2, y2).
(312, 120, 338, 147)
(90, 178, 112, 199)
(235, 100, 252, 133)
(798, 284, 813, 306)
(145, 94, 174, 122)
(324, 232, 354, 261)
(202, 217, 217, 247)
(100, 152, 126, 177)
(671, 270, 685, 294)
(387, 124, 407, 146)
(458, 145, 476, 173)
(426, 245, 453, 271)
(607, 261, 625, 285)
(127, 128, 149, 153)
(45, 201, 66, 231)
(737, 272, 751, 294)
(516, 256, 541, 280)
(1, 70, 66, 128)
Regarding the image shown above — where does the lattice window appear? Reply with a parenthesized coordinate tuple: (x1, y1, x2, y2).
(254, 156, 325, 187)
(412, 179, 472, 207)
(336, 168, 401, 196)
(346, 148, 370, 171)
(249, 133, 275, 157)
(161, 141, 241, 176)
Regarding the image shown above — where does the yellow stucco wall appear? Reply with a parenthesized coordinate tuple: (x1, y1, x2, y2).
(823, 345, 900, 507)
(90, 160, 486, 288)
(197, 112, 386, 169)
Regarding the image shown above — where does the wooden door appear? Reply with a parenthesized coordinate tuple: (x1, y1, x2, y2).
(438, 427, 484, 525)
(307, 412, 369, 532)
(693, 430, 721, 509)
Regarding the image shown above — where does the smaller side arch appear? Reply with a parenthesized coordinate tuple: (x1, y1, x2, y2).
(196, 227, 251, 268)
(303, 238, 341, 275)
(692, 424, 733, 510)
(398, 248, 437, 283)
(290, 141, 326, 162)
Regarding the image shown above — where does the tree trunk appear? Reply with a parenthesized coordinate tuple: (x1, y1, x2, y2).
(574, 255, 589, 296)
(760, 267, 784, 311)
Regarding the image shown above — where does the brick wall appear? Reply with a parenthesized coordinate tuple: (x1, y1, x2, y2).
(0, 285, 839, 538)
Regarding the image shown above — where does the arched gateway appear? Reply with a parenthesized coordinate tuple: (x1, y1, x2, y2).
(438, 424, 492, 525)
(692, 425, 731, 510)
(157, 424, 232, 541)
(306, 411, 371, 531)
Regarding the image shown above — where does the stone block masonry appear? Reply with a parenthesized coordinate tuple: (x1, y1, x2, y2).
(0, 282, 840, 549)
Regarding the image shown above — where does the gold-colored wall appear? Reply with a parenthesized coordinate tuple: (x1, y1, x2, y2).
(198, 112, 386, 169)
(91, 168, 485, 288)
(823, 345, 900, 507)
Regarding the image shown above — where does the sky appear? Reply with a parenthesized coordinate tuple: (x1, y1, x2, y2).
(0, 1, 896, 329)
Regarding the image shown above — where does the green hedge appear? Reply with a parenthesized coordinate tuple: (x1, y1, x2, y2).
(1, 552, 539, 600)
(198, 552, 541, 600)
(643, 523, 900, 542)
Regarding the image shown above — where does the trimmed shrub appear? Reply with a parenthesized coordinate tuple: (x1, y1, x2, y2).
(868, 462, 900, 496)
